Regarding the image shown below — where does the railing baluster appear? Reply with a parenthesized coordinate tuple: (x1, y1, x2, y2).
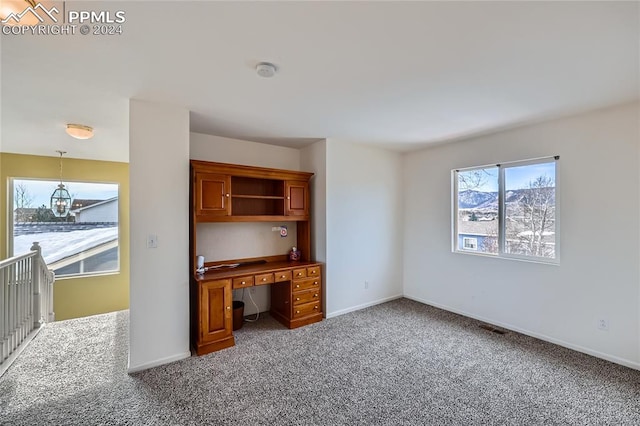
(0, 243, 55, 376)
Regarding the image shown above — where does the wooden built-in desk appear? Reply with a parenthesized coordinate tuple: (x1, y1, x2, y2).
(189, 160, 323, 356)
(191, 259, 323, 356)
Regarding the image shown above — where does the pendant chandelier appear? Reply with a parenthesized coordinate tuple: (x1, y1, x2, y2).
(50, 150, 72, 218)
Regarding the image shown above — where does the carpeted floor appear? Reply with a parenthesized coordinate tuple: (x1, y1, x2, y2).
(1, 298, 639, 425)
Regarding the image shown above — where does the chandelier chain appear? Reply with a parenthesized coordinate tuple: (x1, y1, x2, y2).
(56, 150, 66, 185)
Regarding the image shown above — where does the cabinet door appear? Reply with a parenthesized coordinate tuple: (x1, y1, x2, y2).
(285, 180, 309, 216)
(200, 279, 233, 343)
(195, 173, 231, 217)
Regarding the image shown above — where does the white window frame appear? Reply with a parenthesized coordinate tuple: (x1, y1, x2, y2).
(452, 156, 559, 265)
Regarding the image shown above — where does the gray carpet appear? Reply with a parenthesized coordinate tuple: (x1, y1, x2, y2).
(1, 298, 639, 425)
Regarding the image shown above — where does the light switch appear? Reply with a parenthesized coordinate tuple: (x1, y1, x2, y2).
(147, 234, 158, 248)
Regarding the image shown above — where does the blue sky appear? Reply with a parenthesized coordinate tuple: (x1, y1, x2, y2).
(13, 179, 118, 208)
(459, 162, 556, 192)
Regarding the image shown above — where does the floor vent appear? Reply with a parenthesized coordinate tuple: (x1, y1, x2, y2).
(479, 324, 507, 335)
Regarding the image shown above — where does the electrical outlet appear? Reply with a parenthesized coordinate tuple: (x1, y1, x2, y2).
(364, 281, 369, 290)
(597, 318, 609, 331)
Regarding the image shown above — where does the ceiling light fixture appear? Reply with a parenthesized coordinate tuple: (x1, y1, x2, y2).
(256, 62, 277, 78)
(66, 124, 93, 140)
(50, 150, 72, 218)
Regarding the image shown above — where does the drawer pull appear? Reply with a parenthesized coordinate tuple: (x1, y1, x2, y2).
(225, 193, 230, 197)
(296, 297, 300, 301)
(262, 278, 267, 281)
(296, 310, 300, 314)
(241, 281, 246, 285)
(296, 284, 300, 288)
(226, 306, 231, 310)
(297, 273, 302, 276)
(314, 281, 318, 285)
(314, 294, 318, 297)
(314, 306, 318, 309)
(280, 275, 286, 278)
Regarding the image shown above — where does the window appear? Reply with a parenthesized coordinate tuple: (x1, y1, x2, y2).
(462, 237, 478, 251)
(11, 179, 119, 278)
(453, 157, 558, 263)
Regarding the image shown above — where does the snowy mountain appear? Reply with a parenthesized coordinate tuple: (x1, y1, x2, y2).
(458, 190, 497, 209)
(459, 189, 555, 210)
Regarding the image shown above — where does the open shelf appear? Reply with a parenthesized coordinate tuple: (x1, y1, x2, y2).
(231, 197, 285, 216)
(232, 176, 284, 197)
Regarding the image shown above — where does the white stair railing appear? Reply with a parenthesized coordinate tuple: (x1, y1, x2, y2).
(0, 242, 55, 376)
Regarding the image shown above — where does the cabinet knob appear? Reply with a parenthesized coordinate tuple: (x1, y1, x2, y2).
(297, 273, 302, 276)
(262, 278, 266, 281)
(314, 306, 318, 309)
(296, 310, 300, 314)
(281, 275, 286, 278)
(287, 196, 291, 200)
(296, 297, 300, 301)
(295, 284, 300, 288)
(314, 294, 318, 297)
(225, 193, 230, 197)
(314, 281, 318, 285)
(226, 306, 231, 310)
(241, 281, 245, 285)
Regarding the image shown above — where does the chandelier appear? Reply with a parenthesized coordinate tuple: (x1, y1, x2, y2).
(50, 150, 72, 218)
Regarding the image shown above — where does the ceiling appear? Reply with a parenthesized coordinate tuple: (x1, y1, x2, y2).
(1, 1, 638, 162)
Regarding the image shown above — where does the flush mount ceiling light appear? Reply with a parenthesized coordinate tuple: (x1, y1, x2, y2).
(256, 62, 277, 78)
(66, 124, 93, 140)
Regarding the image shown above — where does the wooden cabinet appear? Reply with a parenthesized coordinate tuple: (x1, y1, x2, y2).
(194, 172, 231, 217)
(285, 180, 309, 217)
(190, 160, 322, 355)
(271, 265, 323, 329)
(194, 279, 234, 355)
(191, 160, 312, 222)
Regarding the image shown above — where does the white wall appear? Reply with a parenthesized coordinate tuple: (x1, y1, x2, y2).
(190, 133, 300, 170)
(190, 133, 302, 315)
(129, 100, 190, 372)
(325, 139, 404, 317)
(75, 199, 117, 223)
(403, 102, 640, 368)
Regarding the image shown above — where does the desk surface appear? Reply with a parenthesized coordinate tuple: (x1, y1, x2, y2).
(194, 260, 321, 282)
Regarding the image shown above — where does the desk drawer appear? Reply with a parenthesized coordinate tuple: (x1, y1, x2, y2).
(232, 275, 254, 289)
(293, 289, 321, 306)
(255, 273, 274, 286)
(293, 268, 307, 279)
(274, 270, 292, 283)
(307, 266, 321, 277)
(293, 301, 321, 319)
(292, 277, 321, 292)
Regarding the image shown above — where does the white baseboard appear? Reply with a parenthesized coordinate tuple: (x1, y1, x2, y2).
(326, 294, 403, 319)
(127, 351, 191, 374)
(403, 294, 640, 371)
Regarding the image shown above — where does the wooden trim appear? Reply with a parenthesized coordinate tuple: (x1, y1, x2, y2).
(194, 215, 309, 223)
(193, 335, 235, 355)
(205, 254, 288, 268)
(191, 160, 313, 181)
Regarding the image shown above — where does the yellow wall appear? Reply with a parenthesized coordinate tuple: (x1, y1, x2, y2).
(1, 153, 129, 320)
